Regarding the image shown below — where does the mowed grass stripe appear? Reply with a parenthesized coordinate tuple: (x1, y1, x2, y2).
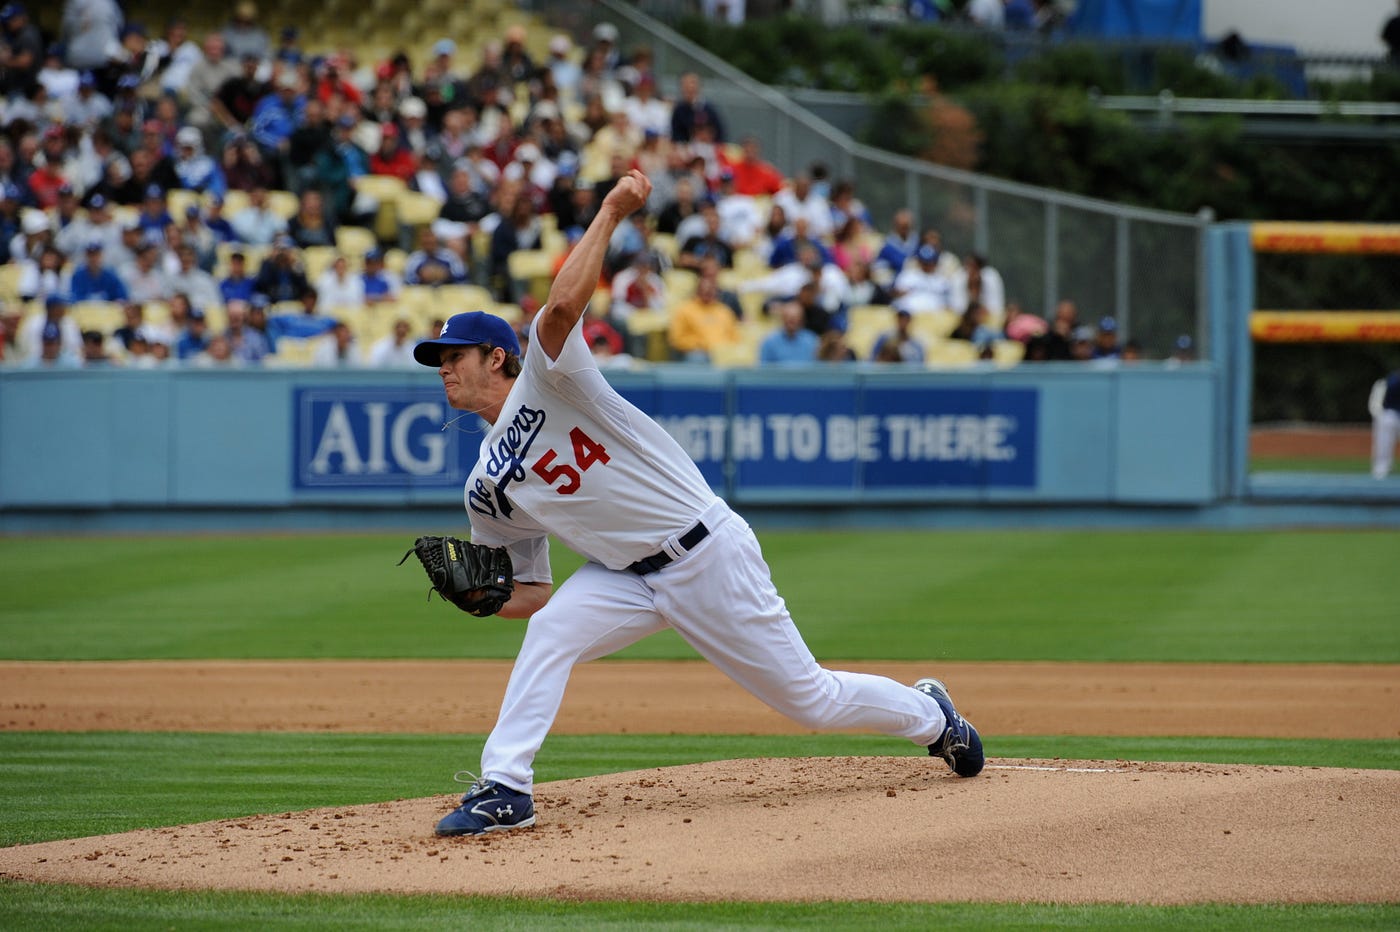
(2, 732, 1396, 847)
(2, 530, 1397, 662)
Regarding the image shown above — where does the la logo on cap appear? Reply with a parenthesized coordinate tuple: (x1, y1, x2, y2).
(440, 322, 450, 336)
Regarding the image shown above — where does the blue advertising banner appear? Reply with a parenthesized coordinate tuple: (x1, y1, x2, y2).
(293, 387, 482, 489)
(291, 383, 1038, 494)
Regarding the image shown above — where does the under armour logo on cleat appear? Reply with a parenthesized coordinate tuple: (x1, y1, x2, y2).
(497, 806, 513, 817)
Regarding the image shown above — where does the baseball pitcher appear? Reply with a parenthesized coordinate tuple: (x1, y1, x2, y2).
(405, 169, 983, 837)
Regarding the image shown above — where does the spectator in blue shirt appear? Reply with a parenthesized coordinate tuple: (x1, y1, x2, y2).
(203, 195, 238, 243)
(175, 307, 211, 360)
(67, 241, 129, 302)
(360, 248, 401, 305)
(759, 300, 820, 365)
(173, 125, 228, 199)
(249, 70, 305, 179)
(219, 249, 256, 304)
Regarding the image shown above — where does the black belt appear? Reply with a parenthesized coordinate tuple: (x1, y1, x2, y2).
(626, 521, 709, 575)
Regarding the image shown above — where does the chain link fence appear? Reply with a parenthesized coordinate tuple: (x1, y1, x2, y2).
(528, 0, 1210, 359)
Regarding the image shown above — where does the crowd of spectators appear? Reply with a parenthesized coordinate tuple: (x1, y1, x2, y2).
(0, 3, 1171, 371)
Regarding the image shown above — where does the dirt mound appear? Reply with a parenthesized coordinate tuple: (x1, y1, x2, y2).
(3, 757, 1397, 904)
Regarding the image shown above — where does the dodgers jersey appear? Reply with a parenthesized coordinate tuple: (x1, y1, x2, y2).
(465, 312, 719, 580)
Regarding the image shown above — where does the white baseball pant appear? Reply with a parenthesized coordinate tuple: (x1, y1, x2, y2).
(1374, 409, 1400, 479)
(479, 503, 948, 793)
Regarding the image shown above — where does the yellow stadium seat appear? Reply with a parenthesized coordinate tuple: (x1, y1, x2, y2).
(663, 268, 697, 301)
(396, 190, 442, 227)
(70, 300, 124, 333)
(352, 175, 406, 241)
(651, 233, 678, 262)
(507, 249, 556, 303)
(382, 247, 408, 275)
(220, 190, 249, 216)
(301, 245, 340, 282)
(267, 334, 330, 367)
(436, 284, 495, 314)
(332, 225, 376, 260)
(265, 189, 300, 220)
(167, 188, 199, 218)
(0, 262, 21, 302)
(925, 339, 980, 368)
(910, 309, 957, 343)
(992, 339, 1026, 367)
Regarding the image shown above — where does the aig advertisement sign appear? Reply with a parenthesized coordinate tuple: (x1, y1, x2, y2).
(293, 387, 480, 489)
(291, 383, 1038, 494)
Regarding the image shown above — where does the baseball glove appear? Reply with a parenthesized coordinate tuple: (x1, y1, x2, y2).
(399, 536, 514, 617)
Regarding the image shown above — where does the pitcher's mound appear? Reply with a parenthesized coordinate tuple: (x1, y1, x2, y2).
(3, 757, 1397, 904)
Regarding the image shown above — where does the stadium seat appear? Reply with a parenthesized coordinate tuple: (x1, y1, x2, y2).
(396, 190, 442, 228)
(0, 262, 21, 302)
(70, 300, 124, 333)
(334, 225, 377, 259)
(651, 233, 678, 262)
(663, 268, 697, 302)
(301, 245, 340, 281)
(265, 190, 300, 220)
(991, 339, 1026, 367)
(436, 284, 496, 314)
(507, 249, 556, 303)
(220, 190, 250, 217)
(910, 309, 957, 343)
(925, 339, 980, 368)
(167, 188, 199, 218)
(265, 335, 323, 367)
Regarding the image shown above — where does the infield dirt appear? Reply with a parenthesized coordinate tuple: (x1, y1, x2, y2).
(2, 660, 1398, 904)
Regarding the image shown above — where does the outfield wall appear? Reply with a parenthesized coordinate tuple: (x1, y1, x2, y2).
(0, 364, 1219, 520)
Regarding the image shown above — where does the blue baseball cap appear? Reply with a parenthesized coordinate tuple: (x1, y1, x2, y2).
(915, 244, 939, 263)
(413, 310, 519, 367)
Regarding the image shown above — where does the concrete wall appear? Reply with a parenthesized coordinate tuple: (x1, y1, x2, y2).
(0, 364, 1220, 518)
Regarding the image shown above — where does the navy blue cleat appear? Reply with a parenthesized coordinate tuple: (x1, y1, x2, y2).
(435, 775, 536, 837)
(915, 677, 985, 777)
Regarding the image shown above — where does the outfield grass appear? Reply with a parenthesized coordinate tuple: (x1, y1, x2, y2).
(2, 529, 1396, 925)
(2, 882, 1395, 931)
(2, 530, 1398, 662)
(4, 732, 1397, 848)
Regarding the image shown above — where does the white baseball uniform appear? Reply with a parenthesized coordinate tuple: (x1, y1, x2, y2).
(465, 313, 949, 793)
(1371, 372, 1400, 480)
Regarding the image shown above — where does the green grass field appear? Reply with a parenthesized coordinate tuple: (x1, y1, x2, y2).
(2, 530, 1398, 928)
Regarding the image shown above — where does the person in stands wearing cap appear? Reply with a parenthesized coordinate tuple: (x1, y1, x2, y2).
(1092, 316, 1122, 360)
(19, 294, 82, 364)
(250, 68, 305, 181)
(891, 242, 953, 315)
(1, 4, 44, 95)
(168, 243, 220, 310)
(253, 234, 311, 303)
(369, 122, 416, 182)
(135, 183, 173, 243)
(360, 247, 401, 306)
(68, 70, 114, 128)
(172, 125, 227, 197)
(546, 33, 582, 102)
(66, 240, 129, 302)
(222, 1, 269, 63)
(25, 129, 71, 209)
(404, 225, 466, 286)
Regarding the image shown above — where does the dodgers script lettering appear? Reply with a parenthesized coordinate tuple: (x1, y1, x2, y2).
(469, 405, 547, 518)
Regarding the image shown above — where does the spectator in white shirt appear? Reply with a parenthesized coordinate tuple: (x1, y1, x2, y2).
(366, 315, 419, 368)
(315, 254, 365, 310)
(773, 172, 834, 241)
(892, 243, 953, 315)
